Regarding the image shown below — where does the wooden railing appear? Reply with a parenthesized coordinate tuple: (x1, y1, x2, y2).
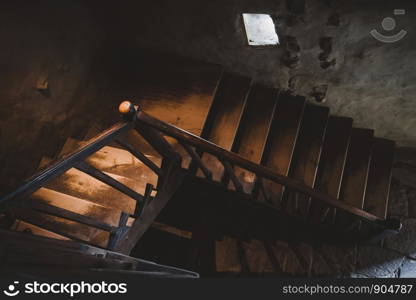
(0, 100, 401, 249)
(122, 101, 401, 231)
(0, 104, 175, 249)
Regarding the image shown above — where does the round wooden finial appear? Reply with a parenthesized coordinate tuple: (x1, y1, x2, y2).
(119, 100, 133, 115)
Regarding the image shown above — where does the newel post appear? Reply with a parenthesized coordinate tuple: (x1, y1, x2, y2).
(119, 100, 138, 121)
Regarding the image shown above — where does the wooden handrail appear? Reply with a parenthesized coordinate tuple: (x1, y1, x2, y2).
(123, 104, 397, 227)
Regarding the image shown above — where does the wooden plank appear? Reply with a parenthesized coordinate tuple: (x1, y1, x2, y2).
(11, 220, 70, 241)
(29, 187, 121, 227)
(196, 73, 252, 181)
(126, 54, 223, 171)
(45, 168, 137, 215)
(285, 105, 329, 216)
(10, 209, 110, 247)
(308, 116, 353, 223)
(231, 85, 279, 193)
(258, 94, 306, 206)
(364, 138, 395, 219)
(132, 52, 223, 137)
(336, 128, 374, 225)
(60, 138, 161, 186)
(27, 201, 117, 233)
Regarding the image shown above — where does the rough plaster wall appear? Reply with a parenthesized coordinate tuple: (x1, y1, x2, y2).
(0, 1, 103, 191)
(102, 0, 416, 146)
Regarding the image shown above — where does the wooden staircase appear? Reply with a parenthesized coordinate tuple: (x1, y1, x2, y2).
(0, 60, 401, 276)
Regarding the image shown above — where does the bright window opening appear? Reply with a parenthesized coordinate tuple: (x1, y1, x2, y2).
(242, 13, 279, 46)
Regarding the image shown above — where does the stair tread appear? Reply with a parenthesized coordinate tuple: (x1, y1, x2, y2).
(198, 73, 252, 181)
(231, 85, 279, 193)
(309, 116, 353, 223)
(259, 93, 306, 206)
(11, 220, 70, 241)
(29, 187, 122, 227)
(364, 138, 395, 219)
(56, 138, 160, 199)
(45, 168, 139, 214)
(338, 128, 374, 212)
(136, 58, 223, 137)
(286, 104, 330, 216)
(11, 209, 110, 248)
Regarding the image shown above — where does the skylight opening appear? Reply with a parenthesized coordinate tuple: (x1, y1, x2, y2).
(242, 13, 279, 46)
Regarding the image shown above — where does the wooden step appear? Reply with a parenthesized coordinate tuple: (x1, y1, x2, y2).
(285, 104, 330, 216)
(29, 188, 122, 227)
(240, 239, 275, 273)
(60, 138, 160, 182)
(364, 138, 395, 219)
(56, 138, 160, 201)
(269, 241, 305, 275)
(10, 209, 110, 248)
(85, 125, 163, 163)
(45, 168, 138, 215)
(85, 146, 160, 187)
(197, 73, 252, 181)
(231, 85, 279, 193)
(134, 54, 223, 137)
(308, 116, 353, 223)
(11, 220, 70, 241)
(132, 58, 223, 169)
(258, 93, 306, 206)
(335, 128, 374, 226)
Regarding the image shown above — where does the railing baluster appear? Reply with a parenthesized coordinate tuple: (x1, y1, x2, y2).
(134, 183, 153, 217)
(294, 191, 300, 213)
(107, 212, 130, 250)
(179, 142, 212, 180)
(75, 161, 144, 204)
(135, 122, 182, 164)
(256, 177, 270, 202)
(221, 160, 244, 193)
(115, 138, 163, 176)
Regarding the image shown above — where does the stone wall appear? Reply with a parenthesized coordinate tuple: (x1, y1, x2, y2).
(91, 0, 416, 147)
